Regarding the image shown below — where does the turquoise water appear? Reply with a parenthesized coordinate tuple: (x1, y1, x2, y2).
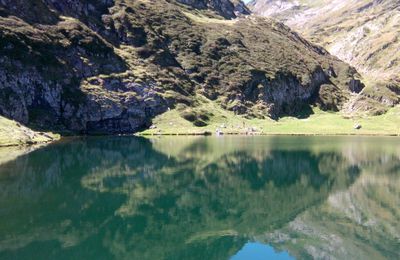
(232, 243, 293, 260)
(0, 136, 399, 259)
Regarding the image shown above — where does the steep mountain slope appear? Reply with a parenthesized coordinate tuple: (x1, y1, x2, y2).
(249, 0, 400, 114)
(0, 0, 362, 134)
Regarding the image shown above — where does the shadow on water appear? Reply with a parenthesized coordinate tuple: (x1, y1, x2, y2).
(0, 136, 399, 259)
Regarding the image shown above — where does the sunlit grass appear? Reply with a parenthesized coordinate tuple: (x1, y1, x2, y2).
(140, 103, 400, 136)
(0, 116, 60, 147)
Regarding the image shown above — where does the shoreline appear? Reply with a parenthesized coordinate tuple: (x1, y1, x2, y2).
(2, 131, 399, 149)
(2, 104, 399, 146)
(0, 138, 59, 148)
(138, 132, 400, 137)
(1, 131, 398, 164)
(54, 132, 400, 138)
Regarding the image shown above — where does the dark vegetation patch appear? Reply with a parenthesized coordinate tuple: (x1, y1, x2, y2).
(178, 105, 214, 127)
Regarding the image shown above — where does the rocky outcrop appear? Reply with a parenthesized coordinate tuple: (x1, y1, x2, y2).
(232, 0, 251, 16)
(176, 0, 249, 18)
(0, 4, 171, 133)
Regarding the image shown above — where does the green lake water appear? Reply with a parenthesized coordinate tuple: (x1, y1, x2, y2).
(0, 136, 399, 259)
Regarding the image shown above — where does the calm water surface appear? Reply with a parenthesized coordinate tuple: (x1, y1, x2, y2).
(0, 136, 399, 259)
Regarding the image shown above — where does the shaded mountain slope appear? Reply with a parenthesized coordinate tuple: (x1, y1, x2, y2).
(0, 0, 362, 134)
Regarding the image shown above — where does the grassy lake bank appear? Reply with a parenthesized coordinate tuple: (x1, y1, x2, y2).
(1, 105, 398, 148)
(140, 105, 400, 136)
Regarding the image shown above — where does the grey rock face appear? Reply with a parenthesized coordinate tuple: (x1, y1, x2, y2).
(0, 60, 168, 134)
(232, 0, 251, 16)
(0, 14, 169, 134)
(176, 0, 248, 18)
(227, 68, 330, 118)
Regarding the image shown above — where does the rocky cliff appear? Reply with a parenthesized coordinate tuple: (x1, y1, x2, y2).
(250, 0, 400, 114)
(0, 0, 363, 134)
(177, 0, 250, 18)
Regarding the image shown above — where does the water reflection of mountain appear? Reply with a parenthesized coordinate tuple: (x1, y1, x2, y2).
(0, 136, 398, 259)
(260, 172, 400, 260)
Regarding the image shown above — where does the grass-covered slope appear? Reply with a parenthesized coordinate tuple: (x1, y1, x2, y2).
(0, 116, 59, 147)
(250, 0, 400, 114)
(141, 102, 400, 136)
(0, 0, 364, 134)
